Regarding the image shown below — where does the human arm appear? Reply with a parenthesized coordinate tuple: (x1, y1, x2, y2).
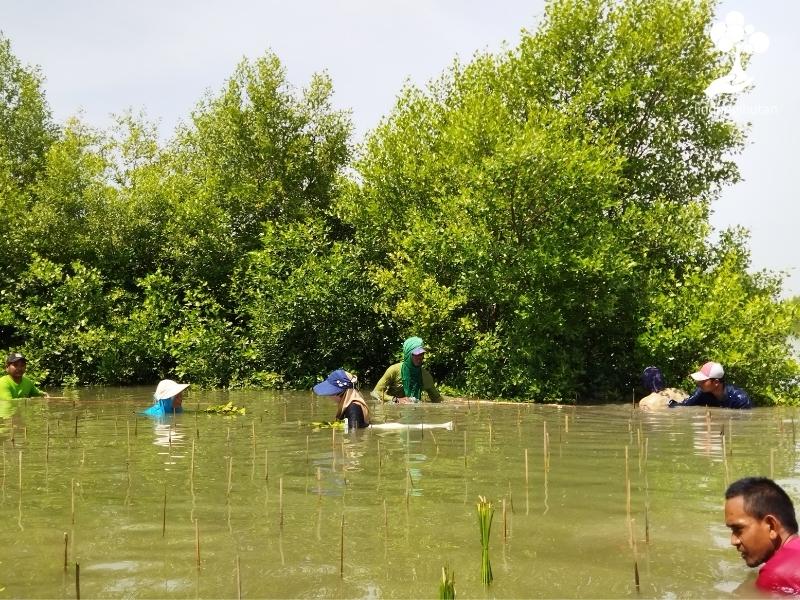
(370, 364, 402, 402)
(0, 376, 13, 401)
(725, 385, 752, 409)
(669, 387, 703, 407)
(421, 369, 442, 403)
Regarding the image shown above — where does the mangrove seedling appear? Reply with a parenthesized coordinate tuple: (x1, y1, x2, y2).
(477, 496, 494, 586)
(439, 565, 456, 599)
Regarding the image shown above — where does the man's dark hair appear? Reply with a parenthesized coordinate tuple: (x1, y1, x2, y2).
(726, 477, 798, 534)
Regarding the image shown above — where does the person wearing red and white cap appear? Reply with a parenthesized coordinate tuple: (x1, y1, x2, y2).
(669, 361, 752, 409)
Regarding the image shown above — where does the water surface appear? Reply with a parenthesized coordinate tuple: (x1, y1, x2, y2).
(1, 388, 798, 598)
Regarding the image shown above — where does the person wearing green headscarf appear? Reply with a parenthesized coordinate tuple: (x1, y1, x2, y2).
(371, 336, 443, 403)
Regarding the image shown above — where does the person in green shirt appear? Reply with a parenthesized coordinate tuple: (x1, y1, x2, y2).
(370, 336, 443, 403)
(0, 352, 48, 401)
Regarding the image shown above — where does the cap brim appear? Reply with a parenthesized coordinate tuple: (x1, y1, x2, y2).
(313, 381, 343, 396)
(411, 348, 426, 355)
(690, 372, 709, 382)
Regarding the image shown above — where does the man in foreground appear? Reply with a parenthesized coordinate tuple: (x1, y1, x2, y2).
(670, 361, 752, 409)
(0, 352, 48, 401)
(725, 477, 800, 595)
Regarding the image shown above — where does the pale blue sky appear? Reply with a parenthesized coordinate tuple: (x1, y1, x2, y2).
(3, 0, 797, 295)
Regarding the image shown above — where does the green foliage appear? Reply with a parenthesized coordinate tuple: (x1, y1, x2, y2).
(0, 2, 797, 404)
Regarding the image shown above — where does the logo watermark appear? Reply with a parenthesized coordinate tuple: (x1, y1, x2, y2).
(705, 11, 769, 98)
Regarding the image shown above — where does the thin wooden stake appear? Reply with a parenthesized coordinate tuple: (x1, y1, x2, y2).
(279, 477, 284, 529)
(76, 562, 80, 600)
(524, 449, 529, 486)
(340, 512, 345, 578)
(264, 448, 269, 481)
(770, 448, 776, 479)
(227, 456, 233, 497)
(162, 484, 167, 536)
(195, 519, 201, 567)
(722, 435, 729, 488)
(64, 531, 68, 570)
(236, 553, 242, 599)
(502, 498, 507, 543)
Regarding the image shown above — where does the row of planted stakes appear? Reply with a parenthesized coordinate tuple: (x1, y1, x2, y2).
(1, 399, 789, 598)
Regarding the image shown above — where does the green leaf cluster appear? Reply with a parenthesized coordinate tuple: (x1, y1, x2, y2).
(0, 0, 797, 404)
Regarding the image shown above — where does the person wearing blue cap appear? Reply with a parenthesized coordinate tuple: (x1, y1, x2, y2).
(313, 369, 370, 428)
(370, 336, 442, 404)
(142, 379, 189, 417)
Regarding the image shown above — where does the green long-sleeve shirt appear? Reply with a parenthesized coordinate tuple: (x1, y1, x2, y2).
(0, 374, 45, 401)
(370, 362, 442, 403)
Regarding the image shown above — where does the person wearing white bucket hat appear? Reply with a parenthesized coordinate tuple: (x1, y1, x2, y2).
(669, 361, 752, 409)
(142, 379, 189, 416)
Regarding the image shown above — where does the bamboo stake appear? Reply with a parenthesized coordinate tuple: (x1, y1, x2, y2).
(524, 449, 529, 486)
(488, 421, 493, 449)
(729, 417, 733, 455)
(279, 477, 284, 529)
(64, 532, 68, 570)
(264, 448, 269, 482)
(632, 518, 640, 593)
(76, 562, 80, 599)
(134, 417, 138, 437)
(236, 554, 242, 599)
(722, 435, 729, 488)
(542, 421, 550, 473)
(383, 498, 388, 543)
(565, 414, 569, 434)
(770, 448, 775, 479)
(502, 498, 507, 543)
(162, 484, 167, 537)
(227, 456, 233, 497)
(74, 414, 78, 438)
(195, 520, 201, 567)
(340, 512, 345, 578)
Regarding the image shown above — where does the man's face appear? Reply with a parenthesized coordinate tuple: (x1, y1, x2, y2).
(698, 378, 716, 393)
(411, 353, 424, 367)
(725, 495, 778, 567)
(6, 360, 26, 380)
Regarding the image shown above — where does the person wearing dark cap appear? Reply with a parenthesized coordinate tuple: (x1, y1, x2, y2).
(725, 477, 800, 594)
(638, 366, 687, 410)
(370, 336, 442, 404)
(669, 361, 752, 409)
(313, 369, 370, 428)
(0, 352, 48, 401)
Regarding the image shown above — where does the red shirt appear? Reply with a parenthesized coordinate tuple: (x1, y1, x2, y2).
(757, 536, 800, 595)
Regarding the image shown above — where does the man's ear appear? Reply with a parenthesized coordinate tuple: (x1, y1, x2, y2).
(764, 514, 782, 540)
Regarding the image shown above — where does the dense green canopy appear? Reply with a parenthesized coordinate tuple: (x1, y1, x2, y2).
(0, 0, 797, 403)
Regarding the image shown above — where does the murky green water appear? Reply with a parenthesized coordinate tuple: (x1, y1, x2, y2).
(1, 388, 798, 598)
